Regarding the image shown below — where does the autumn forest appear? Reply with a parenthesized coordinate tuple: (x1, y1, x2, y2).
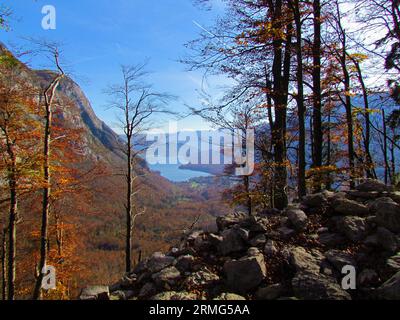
(1, 0, 400, 302)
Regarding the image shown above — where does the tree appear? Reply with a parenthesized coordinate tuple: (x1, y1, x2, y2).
(289, 0, 307, 198)
(0, 50, 41, 300)
(33, 43, 65, 300)
(0, 4, 12, 30)
(312, 0, 324, 191)
(106, 64, 171, 273)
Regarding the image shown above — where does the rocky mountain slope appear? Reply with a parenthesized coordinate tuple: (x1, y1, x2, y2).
(81, 180, 400, 300)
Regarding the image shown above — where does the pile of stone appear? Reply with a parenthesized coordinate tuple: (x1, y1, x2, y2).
(80, 180, 400, 300)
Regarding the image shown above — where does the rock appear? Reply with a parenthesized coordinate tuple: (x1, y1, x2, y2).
(147, 252, 175, 273)
(175, 255, 195, 272)
(387, 253, 400, 273)
(336, 216, 369, 242)
(368, 197, 396, 213)
(119, 274, 137, 289)
(356, 179, 392, 193)
(255, 283, 286, 300)
(111, 290, 135, 300)
(239, 216, 268, 232)
(207, 233, 223, 247)
(133, 260, 148, 274)
(224, 251, 267, 293)
(264, 240, 279, 257)
(302, 193, 328, 208)
(332, 198, 369, 216)
(374, 201, 400, 233)
(216, 214, 243, 231)
(347, 190, 380, 200)
(318, 233, 346, 247)
(236, 228, 250, 241)
(249, 234, 267, 247)
(151, 291, 198, 300)
(152, 267, 181, 289)
(278, 226, 296, 239)
(376, 227, 399, 253)
(357, 269, 380, 288)
(287, 209, 308, 231)
(218, 229, 246, 255)
(389, 191, 400, 204)
(79, 286, 110, 300)
(214, 293, 246, 300)
(324, 250, 356, 271)
(139, 282, 157, 298)
(289, 247, 322, 274)
(184, 268, 220, 288)
(378, 271, 400, 299)
(364, 234, 380, 247)
(292, 272, 351, 300)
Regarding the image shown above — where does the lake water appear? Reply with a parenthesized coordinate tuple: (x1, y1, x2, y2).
(149, 164, 212, 182)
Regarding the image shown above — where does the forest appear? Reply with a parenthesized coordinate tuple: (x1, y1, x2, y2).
(0, 0, 400, 301)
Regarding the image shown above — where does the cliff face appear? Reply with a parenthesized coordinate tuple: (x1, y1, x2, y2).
(34, 70, 126, 162)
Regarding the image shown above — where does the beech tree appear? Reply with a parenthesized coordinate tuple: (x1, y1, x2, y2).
(0, 50, 41, 300)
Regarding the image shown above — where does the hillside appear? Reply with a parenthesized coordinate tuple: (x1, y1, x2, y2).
(82, 180, 400, 301)
(0, 44, 230, 298)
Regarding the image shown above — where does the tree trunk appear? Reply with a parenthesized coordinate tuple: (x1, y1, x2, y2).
(271, 1, 290, 209)
(1, 228, 7, 300)
(312, 0, 323, 191)
(126, 133, 133, 273)
(353, 59, 376, 179)
(6, 148, 17, 300)
(293, 0, 307, 198)
(244, 175, 252, 216)
(33, 80, 59, 300)
(382, 109, 390, 185)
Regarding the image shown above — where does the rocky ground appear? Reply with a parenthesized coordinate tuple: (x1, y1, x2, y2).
(80, 180, 400, 300)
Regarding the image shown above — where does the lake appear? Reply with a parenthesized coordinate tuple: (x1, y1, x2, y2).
(149, 164, 212, 182)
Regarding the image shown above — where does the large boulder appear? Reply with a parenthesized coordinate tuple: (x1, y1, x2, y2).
(376, 227, 399, 253)
(224, 249, 267, 293)
(214, 293, 246, 300)
(302, 193, 328, 208)
(289, 247, 323, 274)
(292, 272, 351, 300)
(151, 291, 198, 300)
(324, 250, 356, 271)
(255, 283, 286, 300)
(387, 253, 400, 273)
(139, 282, 157, 299)
(218, 228, 246, 255)
(147, 252, 175, 273)
(286, 209, 308, 231)
(152, 267, 181, 289)
(377, 271, 400, 300)
(374, 200, 400, 233)
(79, 286, 110, 300)
(184, 268, 220, 288)
(356, 180, 392, 193)
(332, 198, 369, 216)
(318, 233, 346, 247)
(175, 255, 195, 273)
(216, 214, 245, 231)
(336, 216, 369, 242)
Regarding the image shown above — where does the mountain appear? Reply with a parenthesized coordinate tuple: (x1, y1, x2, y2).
(0, 43, 230, 297)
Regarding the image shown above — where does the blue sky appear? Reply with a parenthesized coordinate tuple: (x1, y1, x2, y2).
(0, 0, 227, 133)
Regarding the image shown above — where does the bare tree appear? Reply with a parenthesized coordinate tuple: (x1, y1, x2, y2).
(106, 63, 172, 273)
